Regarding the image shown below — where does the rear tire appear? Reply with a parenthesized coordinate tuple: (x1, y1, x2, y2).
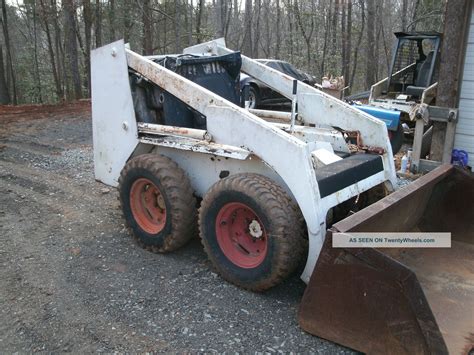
(119, 154, 197, 253)
(199, 173, 304, 291)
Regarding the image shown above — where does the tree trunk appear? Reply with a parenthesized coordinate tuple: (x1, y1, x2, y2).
(331, 0, 339, 59)
(63, 0, 82, 100)
(142, 0, 153, 54)
(175, 0, 180, 53)
(51, 0, 64, 100)
(287, 0, 293, 62)
(410, 0, 420, 31)
(0, 45, 10, 104)
(188, 0, 193, 46)
(95, 0, 102, 47)
(39, 0, 62, 100)
(184, 0, 190, 45)
(215, 0, 224, 38)
(350, 0, 365, 90)
(341, 0, 346, 79)
(224, 0, 232, 41)
(109, 0, 116, 42)
(83, 0, 92, 95)
(196, 0, 204, 43)
(31, 2, 43, 103)
(275, 0, 281, 58)
(401, 0, 408, 31)
(374, 1, 380, 81)
(123, 0, 131, 42)
(252, 0, 261, 57)
(241, 0, 252, 56)
(431, 0, 471, 160)
(262, 0, 270, 57)
(1, 0, 17, 104)
(365, 0, 375, 89)
(345, 0, 352, 89)
(320, 3, 331, 76)
(294, 0, 314, 71)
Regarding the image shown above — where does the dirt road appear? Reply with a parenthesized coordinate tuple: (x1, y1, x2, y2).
(0, 102, 350, 352)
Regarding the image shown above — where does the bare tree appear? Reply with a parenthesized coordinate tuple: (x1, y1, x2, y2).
(341, 0, 347, 80)
(344, 0, 352, 86)
(431, 0, 470, 160)
(215, 0, 224, 38)
(108, 0, 116, 41)
(95, 0, 102, 47)
(331, 0, 339, 59)
(83, 0, 92, 94)
(365, 0, 375, 88)
(275, 0, 281, 58)
(63, 0, 82, 100)
(294, 0, 315, 71)
(30, 2, 43, 102)
(175, 0, 181, 52)
(196, 0, 204, 43)
(401, 0, 408, 30)
(320, 2, 331, 76)
(0, 45, 10, 104)
(52, 0, 65, 100)
(241, 0, 252, 56)
(1, 0, 17, 104)
(39, 0, 62, 100)
(142, 0, 153, 54)
(0, 0, 448, 103)
(252, 0, 261, 57)
(350, 0, 365, 90)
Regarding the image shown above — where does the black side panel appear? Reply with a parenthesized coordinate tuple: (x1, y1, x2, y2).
(156, 53, 242, 129)
(316, 154, 384, 198)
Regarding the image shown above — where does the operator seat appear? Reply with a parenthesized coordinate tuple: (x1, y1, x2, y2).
(406, 51, 435, 98)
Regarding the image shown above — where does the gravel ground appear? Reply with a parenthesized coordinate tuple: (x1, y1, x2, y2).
(0, 102, 354, 353)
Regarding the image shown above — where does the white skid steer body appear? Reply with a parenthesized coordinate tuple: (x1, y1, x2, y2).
(91, 39, 397, 283)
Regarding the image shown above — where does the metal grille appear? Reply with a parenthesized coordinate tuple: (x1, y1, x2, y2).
(391, 39, 418, 85)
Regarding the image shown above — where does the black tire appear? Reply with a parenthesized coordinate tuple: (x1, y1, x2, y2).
(247, 86, 260, 109)
(199, 173, 305, 292)
(389, 123, 404, 154)
(118, 153, 197, 253)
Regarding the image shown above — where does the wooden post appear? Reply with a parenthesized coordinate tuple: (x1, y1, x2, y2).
(411, 117, 425, 173)
(430, 0, 471, 160)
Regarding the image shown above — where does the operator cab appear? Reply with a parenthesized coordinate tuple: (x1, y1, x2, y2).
(385, 32, 441, 100)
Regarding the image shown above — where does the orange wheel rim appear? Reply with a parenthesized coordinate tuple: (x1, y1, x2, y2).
(130, 178, 167, 234)
(215, 202, 268, 268)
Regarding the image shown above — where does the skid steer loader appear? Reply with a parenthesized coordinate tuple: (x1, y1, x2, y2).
(91, 39, 473, 354)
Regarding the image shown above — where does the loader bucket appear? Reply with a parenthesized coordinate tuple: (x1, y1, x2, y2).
(299, 165, 474, 354)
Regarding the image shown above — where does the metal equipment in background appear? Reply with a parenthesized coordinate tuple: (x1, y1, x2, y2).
(349, 32, 443, 156)
(368, 32, 442, 119)
(348, 32, 460, 170)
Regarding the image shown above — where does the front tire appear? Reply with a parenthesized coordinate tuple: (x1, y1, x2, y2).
(199, 173, 305, 291)
(118, 154, 197, 253)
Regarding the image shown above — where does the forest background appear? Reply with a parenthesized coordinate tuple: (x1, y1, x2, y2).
(0, 0, 445, 104)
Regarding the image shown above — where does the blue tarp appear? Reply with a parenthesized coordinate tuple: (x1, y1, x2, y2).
(354, 105, 401, 131)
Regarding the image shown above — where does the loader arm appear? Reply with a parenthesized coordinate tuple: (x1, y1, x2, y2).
(184, 39, 397, 189)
